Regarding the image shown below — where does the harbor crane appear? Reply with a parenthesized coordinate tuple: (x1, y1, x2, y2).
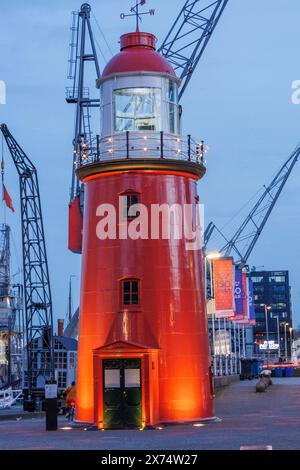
(66, 3, 100, 203)
(0, 124, 55, 400)
(204, 143, 300, 267)
(158, 0, 229, 101)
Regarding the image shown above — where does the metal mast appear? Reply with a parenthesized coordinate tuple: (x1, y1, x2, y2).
(66, 3, 101, 201)
(0, 124, 54, 394)
(0, 224, 23, 389)
(0, 224, 12, 387)
(204, 144, 300, 266)
(0, 224, 10, 294)
(158, 0, 229, 100)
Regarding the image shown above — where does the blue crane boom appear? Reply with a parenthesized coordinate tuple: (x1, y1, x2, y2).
(0, 124, 55, 395)
(158, 0, 229, 100)
(204, 144, 300, 266)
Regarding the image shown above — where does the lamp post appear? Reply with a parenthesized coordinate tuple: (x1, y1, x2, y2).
(275, 315, 281, 361)
(205, 252, 221, 376)
(284, 322, 289, 361)
(289, 327, 293, 361)
(261, 304, 272, 367)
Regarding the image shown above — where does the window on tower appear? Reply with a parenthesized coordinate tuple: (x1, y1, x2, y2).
(122, 192, 140, 220)
(114, 87, 162, 132)
(122, 279, 140, 306)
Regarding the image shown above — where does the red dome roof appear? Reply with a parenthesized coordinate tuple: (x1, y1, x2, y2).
(102, 31, 176, 79)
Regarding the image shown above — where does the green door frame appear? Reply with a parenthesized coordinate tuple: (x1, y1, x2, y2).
(103, 358, 142, 429)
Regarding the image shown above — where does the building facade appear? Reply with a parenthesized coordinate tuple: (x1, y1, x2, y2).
(249, 270, 293, 359)
(25, 336, 77, 392)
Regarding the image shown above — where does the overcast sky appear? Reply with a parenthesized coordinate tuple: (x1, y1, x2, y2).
(0, 0, 299, 326)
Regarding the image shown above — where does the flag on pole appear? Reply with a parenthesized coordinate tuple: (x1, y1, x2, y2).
(3, 184, 15, 212)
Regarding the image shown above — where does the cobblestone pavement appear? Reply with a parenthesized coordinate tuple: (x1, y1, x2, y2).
(0, 378, 299, 450)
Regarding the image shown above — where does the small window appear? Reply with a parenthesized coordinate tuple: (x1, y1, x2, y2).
(122, 279, 139, 306)
(58, 371, 67, 389)
(124, 193, 140, 219)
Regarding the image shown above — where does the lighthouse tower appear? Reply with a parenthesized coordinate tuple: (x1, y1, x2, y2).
(75, 27, 214, 427)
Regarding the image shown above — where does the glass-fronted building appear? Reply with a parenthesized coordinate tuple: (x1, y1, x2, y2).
(249, 270, 293, 359)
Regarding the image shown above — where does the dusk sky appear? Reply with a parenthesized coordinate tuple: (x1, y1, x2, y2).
(0, 0, 299, 326)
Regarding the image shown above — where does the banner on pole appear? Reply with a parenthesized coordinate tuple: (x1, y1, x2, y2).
(248, 279, 256, 325)
(234, 276, 256, 326)
(231, 267, 246, 321)
(237, 278, 256, 326)
(213, 258, 234, 318)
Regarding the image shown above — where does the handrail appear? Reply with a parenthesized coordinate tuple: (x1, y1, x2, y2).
(75, 131, 208, 168)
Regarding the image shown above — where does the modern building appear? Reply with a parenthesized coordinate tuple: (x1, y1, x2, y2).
(74, 27, 214, 428)
(249, 270, 293, 359)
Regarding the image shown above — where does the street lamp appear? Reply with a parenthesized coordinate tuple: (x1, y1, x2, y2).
(284, 323, 289, 361)
(205, 252, 221, 260)
(261, 304, 272, 367)
(274, 315, 281, 361)
(204, 251, 221, 376)
(289, 327, 293, 361)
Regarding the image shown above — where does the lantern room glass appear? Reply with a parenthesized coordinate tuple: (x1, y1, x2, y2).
(114, 87, 162, 132)
(166, 80, 179, 134)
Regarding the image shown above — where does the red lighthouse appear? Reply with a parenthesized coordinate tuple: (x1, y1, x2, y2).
(75, 27, 214, 427)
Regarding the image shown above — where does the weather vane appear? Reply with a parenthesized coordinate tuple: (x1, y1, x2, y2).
(120, 1, 155, 30)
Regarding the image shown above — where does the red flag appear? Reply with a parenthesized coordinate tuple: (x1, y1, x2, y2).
(3, 184, 15, 212)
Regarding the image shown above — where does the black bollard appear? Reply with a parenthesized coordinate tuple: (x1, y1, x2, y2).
(45, 381, 58, 431)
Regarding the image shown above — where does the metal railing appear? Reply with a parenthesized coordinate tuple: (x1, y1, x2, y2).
(65, 86, 90, 102)
(75, 131, 208, 168)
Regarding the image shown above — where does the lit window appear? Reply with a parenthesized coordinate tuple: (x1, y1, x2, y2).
(114, 87, 162, 132)
(269, 276, 286, 283)
(122, 279, 139, 306)
(251, 276, 264, 283)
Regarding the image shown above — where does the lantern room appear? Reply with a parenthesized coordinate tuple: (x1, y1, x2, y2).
(96, 31, 182, 159)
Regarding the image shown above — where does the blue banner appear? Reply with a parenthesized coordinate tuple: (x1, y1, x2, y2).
(234, 266, 244, 319)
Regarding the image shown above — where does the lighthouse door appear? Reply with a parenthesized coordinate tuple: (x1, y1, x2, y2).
(103, 358, 142, 429)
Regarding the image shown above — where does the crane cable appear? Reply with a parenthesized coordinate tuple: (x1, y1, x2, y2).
(91, 11, 114, 57)
(91, 12, 113, 64)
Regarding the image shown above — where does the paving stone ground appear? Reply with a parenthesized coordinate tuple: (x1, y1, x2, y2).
(0, 377, 299, 450)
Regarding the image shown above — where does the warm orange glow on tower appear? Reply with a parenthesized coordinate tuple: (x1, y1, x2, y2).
(75, 29, 214, 427)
